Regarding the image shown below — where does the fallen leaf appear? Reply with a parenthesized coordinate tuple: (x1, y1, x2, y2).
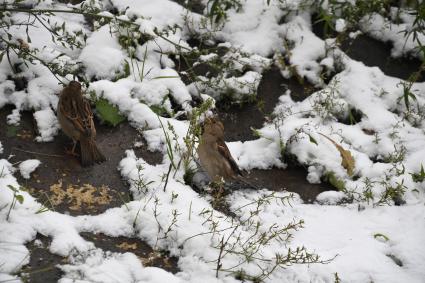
(319, 133, 355, 176)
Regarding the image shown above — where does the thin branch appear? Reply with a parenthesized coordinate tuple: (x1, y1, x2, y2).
(1, 6, 192, 51)
(12, 147, 65, 158)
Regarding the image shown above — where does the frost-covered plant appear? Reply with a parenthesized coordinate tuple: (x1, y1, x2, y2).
(181, 98, 214, 182)
(159, 98, 214, 188)
(310, 79, 346, 122)
(183, 7, 224, 45)
(0, 34, 83, 85)
(0, 1, 91, 84)
(340, 155, 409, 206)
(270, 104, 319, 162)
(132, 164, 155, 198)
(185, 192, 332, 281)
(152, 197, 180, 248)
(0, 0, 189, 85)
(402, 0, 425, 47)
(183, 46, 270, 106)
(383, 144, 407, 164)
(411, 164, 425, 183)
(206, 0, 242, 27)
(315, 0, 394, 36)
(395, 61, 425, 126)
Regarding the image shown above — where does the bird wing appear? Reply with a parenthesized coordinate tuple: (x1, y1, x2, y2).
(216, 138, 242, 176)
(60, 95, 94, 137)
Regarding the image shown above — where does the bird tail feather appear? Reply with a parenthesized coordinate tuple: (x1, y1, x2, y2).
(80, 138, 106, 167)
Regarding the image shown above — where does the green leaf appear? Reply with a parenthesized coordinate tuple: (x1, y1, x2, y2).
(325, 172, 346, 191)
(411, 164, 425, 183)
(7, 185, 18, 192)
(210, 0, 219, 24)
(15, 195, 24, 204)
(308, 134, 318, 145)
(112, 61, 130, 82)
(374, 233, 389, 242)
(150, 105, 169, 116)
(95, 98, 126, 127)
(35, 206, 49, 214)
(348, 109, 358, 124)
(250, 127, 262, 138)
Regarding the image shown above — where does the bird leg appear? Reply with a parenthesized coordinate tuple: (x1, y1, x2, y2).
(65, 140, 79, 156)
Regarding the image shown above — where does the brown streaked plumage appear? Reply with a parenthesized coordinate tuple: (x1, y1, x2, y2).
(197, 117, 242, 182)
(57, 81, 106, 166)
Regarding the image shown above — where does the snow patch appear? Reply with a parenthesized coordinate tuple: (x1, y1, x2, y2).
(19, 159, 41, 179)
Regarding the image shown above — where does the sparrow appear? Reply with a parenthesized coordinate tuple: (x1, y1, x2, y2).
(197, 117, 242, 182)
(57, 81, 106, 166)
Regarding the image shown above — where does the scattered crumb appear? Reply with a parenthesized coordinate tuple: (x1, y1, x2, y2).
(49, 180, 113, 211)
(116, 242, 138, 250)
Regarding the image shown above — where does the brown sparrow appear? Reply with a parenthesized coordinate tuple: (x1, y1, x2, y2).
(197, 117, 242, 182)
(57, 81, 106, 166)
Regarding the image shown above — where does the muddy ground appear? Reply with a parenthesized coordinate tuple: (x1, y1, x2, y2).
(0, 30, 422, 282)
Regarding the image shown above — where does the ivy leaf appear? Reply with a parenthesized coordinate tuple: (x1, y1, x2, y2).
(95, 98, 125, 127)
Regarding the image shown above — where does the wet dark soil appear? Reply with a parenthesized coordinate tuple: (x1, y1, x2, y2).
(214, 67, 331, 203)
(172, 0, 204, 14)
(19, 232, 179, 283)
(0, 105, 173, 282)
(81, 233, 180, 273)
(57, 0, 84, 4)
(311, 14, 424, 82)
(0, 105, 162, 216)
(341, 35, 424, 82)
(217, 66, 316, 142)
(245, 166, 331, 204)
(21, 235, 65, 283)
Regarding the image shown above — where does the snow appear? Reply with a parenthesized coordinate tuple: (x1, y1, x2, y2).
(228, 190, 425, 282)
(79, 25, 127, 79)
(217, 1, 285, 56)
(19, 159, 41, 179)
(1, 0, 425, 282)
(59, 249, 181, 283)
(360, 13, 425, 58)
(282, 14, 327, 87)
(33, 109, 60, 142)
(335, 19, 346, 33)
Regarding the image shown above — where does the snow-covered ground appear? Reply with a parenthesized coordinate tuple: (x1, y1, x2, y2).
(1, 0, 424, 282)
